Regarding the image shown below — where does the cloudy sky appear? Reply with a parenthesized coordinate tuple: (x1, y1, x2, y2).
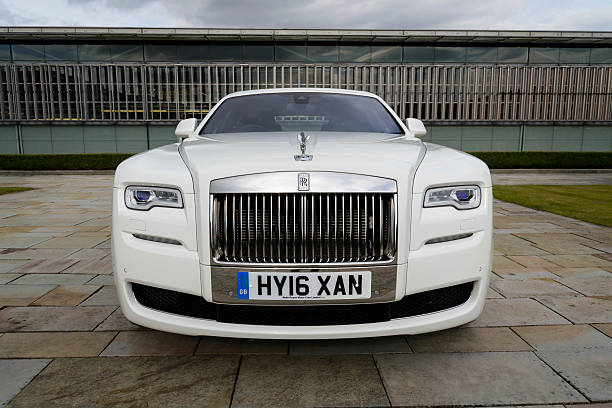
(1, 0, 611, 30)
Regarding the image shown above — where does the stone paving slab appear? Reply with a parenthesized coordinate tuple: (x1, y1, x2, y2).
(513, 325, 612, 352)
(0, 284, 56, 306)
(0, 248, 77, 260)
(78, 285, 118, 306)
(0, 306, 116, 332)
(94, 308, 145, 331)
(6, 356, 239, 408)
(10, 258, 77, 274)
(491, 279, 581, 298)
(31, 285, 100, 306)
(0, 359, 50, 407)
(233, 355, 389, 408)
(537, 350, 612, 402)
(61, 257, 112, 275)
(86, 274, 114, 285)
(9, 273, 95, 285)
(375, 352, 587, 406)
(407, 327, 532, 353)
(466, 298, 572, 327)
(556, 275, 612, 296)
(0, 260, 27, 273)
(537, 296, 612, 324)
(594, 323, 612, 338)
(0, 332, 116, 358)
(196, 337, 288, 355)
(100, 331, 199, 356)
(289, 335, 411, 355)
(0, 274, 20, 284)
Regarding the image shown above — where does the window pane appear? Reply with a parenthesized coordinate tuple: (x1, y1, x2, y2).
(11, 44, 45, 60)
(434, 47, 466, 63)
(202, 92, 403, 135)
(467, 47, 497, 63)
(498, 47, 528, 63)
(144, 45, 177, 62)
(78, 44, 111, 61)
(591, 48, 612, 64)
(276, 43, 307, 61)
(177, 44, 208, 61)
(308, 43, 338, 62)
(209, 42, 242, 61)
(403, 46, 434, 62)
(371, 45, 401, 62)
(339, 44, 370, 62)
(529, 47, 559, 63)
(243, 43, 274, 61)
(111, 44, 143, 61)
(0, 44, 10, 61)
(559, 48, 590, 64)
(45, 44, 78, 61)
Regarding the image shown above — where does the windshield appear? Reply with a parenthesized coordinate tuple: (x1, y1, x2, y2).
(200, 92, 404, 135)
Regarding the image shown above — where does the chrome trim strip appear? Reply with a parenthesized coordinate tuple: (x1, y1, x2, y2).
(425, 233, 474, 245)
(210, 172, 397, 193)
(132, 234, 181, 246)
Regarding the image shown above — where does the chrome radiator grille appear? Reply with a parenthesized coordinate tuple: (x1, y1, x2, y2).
(211, 193, 396, 264)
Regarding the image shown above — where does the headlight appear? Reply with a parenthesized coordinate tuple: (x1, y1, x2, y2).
(424, 185, 481, 210)
(124, 186, 183, 210)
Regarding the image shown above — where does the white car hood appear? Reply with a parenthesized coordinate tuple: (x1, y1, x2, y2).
(180, 132, 426, 265)
(180, 132, 426, 184)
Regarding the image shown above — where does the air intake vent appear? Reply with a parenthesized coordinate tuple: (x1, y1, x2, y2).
(211, 193, 396, 264)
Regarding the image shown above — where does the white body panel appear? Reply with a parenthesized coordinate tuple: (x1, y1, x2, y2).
(112, 88, 493, 339)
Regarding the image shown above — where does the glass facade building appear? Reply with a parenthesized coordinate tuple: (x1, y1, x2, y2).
(0, 28, 611, 154)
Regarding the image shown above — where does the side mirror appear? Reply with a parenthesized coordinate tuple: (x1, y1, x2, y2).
(405, 118, 427, 137)
(175, 118, 197, 142)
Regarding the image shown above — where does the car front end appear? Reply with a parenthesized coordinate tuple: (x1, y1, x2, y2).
(112, 88, 492, 339)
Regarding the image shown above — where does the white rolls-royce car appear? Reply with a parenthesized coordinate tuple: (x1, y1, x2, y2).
(112, 88, 492, 339)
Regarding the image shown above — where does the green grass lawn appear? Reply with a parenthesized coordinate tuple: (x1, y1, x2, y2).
(0, 187, 35, 196)
(493, 185, 612, 227)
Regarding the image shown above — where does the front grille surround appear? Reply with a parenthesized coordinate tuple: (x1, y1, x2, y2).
(211, 191, 397, 265)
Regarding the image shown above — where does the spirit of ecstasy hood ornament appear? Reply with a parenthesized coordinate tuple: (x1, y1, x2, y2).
(294, 131, 313, 161)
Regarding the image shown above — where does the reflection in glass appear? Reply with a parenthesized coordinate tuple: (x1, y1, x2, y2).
(209, 43, 242, 61)
(371, 45, 401, 62)
(308, 43, 339, 62)
(590, 48, 612, 64)
(11, 44, 45, 60)
(144, 45, 177, 62)
(339, 45, 370, 62)
(498, 47, 528, 63)
(78, 44, 111, 61)
(559, 48, 590, 64)
(45, 44, 78, 61)
(276, 43, 307, 61)
(243, 43, 274, 61)
(177, 45, 208, 61)
(403, 46, 434, 62)
(111, 44, 144, 61)
(467, 47, 497, 63)
(529, 48, 559, 63)
(434, 47, 466, 63)
(0, 44, 10, 61)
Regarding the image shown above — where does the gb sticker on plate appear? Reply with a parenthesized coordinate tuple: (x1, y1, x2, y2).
(237, 271, 250, 299)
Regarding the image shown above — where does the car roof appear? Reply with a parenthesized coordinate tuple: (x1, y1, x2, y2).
(222, 88, 380, 99)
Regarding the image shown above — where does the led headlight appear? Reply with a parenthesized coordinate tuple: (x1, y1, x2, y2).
(424, 185, 481, 210)
(124, 186, 183, 210)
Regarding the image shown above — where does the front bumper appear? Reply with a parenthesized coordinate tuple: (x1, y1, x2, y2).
(112, 186, 492, 339)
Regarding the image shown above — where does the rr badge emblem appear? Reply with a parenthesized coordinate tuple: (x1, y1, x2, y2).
(298, 173, 310, 191)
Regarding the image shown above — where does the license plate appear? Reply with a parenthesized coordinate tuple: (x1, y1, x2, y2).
(236, 271, 371, 300)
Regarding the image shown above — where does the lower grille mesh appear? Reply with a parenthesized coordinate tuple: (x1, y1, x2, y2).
(132, 281, 474, 326)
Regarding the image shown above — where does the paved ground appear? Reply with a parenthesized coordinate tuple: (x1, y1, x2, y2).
(0, 174, 610, 408)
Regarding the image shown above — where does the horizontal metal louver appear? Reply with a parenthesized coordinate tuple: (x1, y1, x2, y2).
(211, 193, 396, 264)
